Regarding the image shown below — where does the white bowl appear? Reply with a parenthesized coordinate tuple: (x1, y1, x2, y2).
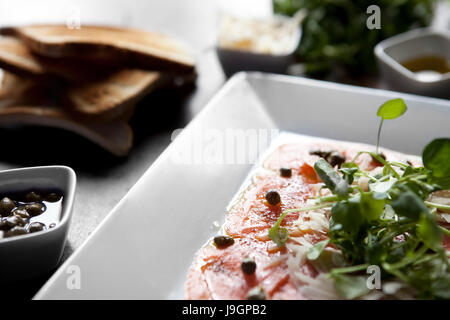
(0, 166, 76, 282)
(375, 28, 450, 99)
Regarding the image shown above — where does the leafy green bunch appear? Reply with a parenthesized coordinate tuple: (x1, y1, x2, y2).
(269, 98, 450, 299)
(273, 0, 435, 75)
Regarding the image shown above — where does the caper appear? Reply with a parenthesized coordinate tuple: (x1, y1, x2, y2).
(310, 149, 346, 168)
(213, 235, 234, 248)
(265, 190, 281, 206)
(25, 191, 41, 202)
(13, 209, 30, 220)
(329, 151, 345, 168)
(28, 222, 46, 233)
(241, 257, 257, 275)
(280, 168, 292, 177)
(45, 193, 62, 202)
(0, 197, 15, 217)
(6, 226, 28, 238)
(310, 150, 331, 159)
(246, 286, 265, 300)
(24, 203, 45, 217)
(5, 215, 27, 228)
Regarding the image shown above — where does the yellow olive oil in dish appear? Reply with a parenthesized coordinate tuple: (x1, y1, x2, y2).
(401, 55, 450, 81)
(0, 190, 63, 239)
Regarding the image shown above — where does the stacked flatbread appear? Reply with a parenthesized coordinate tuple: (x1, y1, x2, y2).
(0, 25, 196, 156)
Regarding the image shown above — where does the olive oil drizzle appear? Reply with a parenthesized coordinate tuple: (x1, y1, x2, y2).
(401, 55, 450, 74)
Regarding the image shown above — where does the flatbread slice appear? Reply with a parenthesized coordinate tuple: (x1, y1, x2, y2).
(10, 25, 195, 74)
(66, 69, 168, 119)
(0, 36, 114, 81)
(0, 37, 172, 119)
(0, 70, 133, 156)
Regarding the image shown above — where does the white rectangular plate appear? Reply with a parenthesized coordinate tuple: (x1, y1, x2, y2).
(35, 72, 450, 299)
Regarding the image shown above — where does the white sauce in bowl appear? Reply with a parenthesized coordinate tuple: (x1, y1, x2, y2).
(218, 14, 300, 55)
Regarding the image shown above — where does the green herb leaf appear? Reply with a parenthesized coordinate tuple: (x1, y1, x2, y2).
(391, 188, 429, 221)
(360, 192, 385, 221)
(377, 98, 407, 120)
(369, 177, 397, 194)
(422, 138, 450, 178)
(307, 239, 330, 260)
(431, 176, 450, 190)
(340, 162, 359, 185)
(332, 274, 370, 299)
(375, 99, 407, 154)
(417, 213, 442, 250)
(331, 198, 365, 233)
(430, 274, 450, 299)
(314, 158, 349, 197)
(365, 242, 387, 266)
(268, 211, 289, 248)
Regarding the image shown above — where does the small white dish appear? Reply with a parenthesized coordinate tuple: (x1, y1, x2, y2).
(0, 166, 76, 282)
(375, 28, 450, 99)
(216, 14, 302, 77)
(33, 72, 450, 299)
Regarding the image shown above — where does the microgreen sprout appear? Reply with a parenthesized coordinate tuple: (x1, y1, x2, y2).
(268, 211, 289, 248)
(375, 98, 407, 154)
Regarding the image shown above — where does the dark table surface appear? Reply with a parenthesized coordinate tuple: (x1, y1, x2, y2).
(0, 0, 447, 299)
